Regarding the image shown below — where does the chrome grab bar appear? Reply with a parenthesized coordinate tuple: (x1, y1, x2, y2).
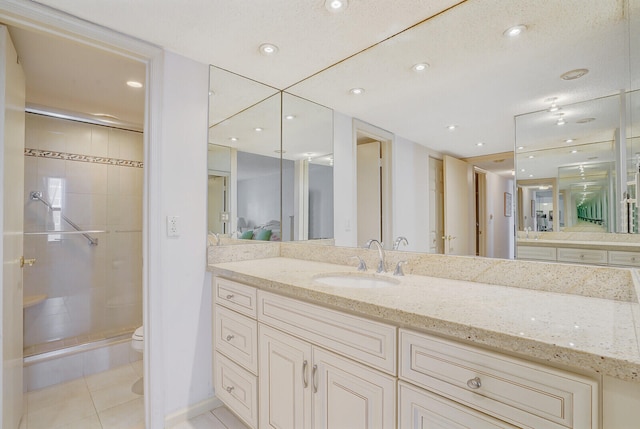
(29, 191, 99, 246)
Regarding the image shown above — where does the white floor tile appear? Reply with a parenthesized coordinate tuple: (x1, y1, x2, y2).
(211, 407, 250, 429)
(97, 397, 144, 429)
(90, 380, 142, 412)
(85, 364, 137, 392)
(27, 378, 89, 413)
(55, 413, 103, 429)
(27, 394, 96, 429)
(171, 412, 227, 429)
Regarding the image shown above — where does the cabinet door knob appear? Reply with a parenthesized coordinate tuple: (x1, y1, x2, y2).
(226, 294, 234, 299)
(226, 386, 234, 393)
(226, 334, 234, 341)
(302, 360, 308, 388)
(312, 364, 318, 393)
(466, 377, 482, 389)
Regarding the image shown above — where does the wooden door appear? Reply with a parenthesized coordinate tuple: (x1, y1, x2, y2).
(312, 347, 395, 429)
(443, 155, 474, 255)
(429, 157, 444, 253)
(0, 25, 26, 429)
(357, 141, 381, 246)
(259, 325, 312, 429)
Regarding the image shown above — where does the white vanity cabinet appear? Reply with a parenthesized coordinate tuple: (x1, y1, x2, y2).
(399, 329, 598, 429)
(259, 324, 396, 429)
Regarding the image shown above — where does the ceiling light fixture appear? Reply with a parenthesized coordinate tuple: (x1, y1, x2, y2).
(518, 146, 524, 150)
(561, 68, 589, 80)
(349, 87, 365, 95)
(565, 138, 574, 143)
(254, 127, 263, 132)
(504, 24, 527, 37)
(285, 114, 296, 120)
(556, 118, 566, 125)
(528, 155, 534, 159)
(259, 43, 279, 55)
(520, 168, 525, 172)
(548, 103, 560, 112)
(126, 80, 143, 88)
(229, 137, 238, 142)
(325, 0, 348, 13)
(571, 150, 578, 154)
(476, 142, 484, 147)
(447, 124, 457, 131)
(412, 63, 430, 72)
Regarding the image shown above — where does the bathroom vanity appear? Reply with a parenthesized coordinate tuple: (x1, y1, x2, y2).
(209, 243, 640, 429)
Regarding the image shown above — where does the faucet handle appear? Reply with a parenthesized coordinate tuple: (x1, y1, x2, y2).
(394, 260, 407, 276)
(351, 256, 367, 272)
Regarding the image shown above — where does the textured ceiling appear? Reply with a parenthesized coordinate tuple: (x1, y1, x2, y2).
(6, 0, 639, 180)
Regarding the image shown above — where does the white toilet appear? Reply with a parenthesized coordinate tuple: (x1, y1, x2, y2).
(131, 326, 144, 395)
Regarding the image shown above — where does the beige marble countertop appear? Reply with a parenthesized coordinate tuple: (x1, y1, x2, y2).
(211, 257, 640, 383)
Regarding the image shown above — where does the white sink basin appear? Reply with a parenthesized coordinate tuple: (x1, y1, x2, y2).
(313, 273, 399, 288)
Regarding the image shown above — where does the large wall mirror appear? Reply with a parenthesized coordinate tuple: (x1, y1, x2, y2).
(208, 66, 333, 242)
(208, 0, 640, 263)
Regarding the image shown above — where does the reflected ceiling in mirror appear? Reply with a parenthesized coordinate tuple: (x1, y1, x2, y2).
(287, 0, 633, 159)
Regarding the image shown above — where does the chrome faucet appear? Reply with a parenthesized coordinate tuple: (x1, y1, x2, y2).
(393, 236, 408, 250)
(366, 239, 386, 273)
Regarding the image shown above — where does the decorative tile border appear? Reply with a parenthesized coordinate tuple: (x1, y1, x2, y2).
(24, 148, 143, 168)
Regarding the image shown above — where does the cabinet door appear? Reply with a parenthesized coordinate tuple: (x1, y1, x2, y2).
(259, 325, 312, 429)
(399, 381, 517, 429)
(313, 347, 396, 429)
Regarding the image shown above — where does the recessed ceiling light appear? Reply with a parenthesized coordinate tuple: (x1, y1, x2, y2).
(518, 146, 524, 150)
(476, 142, 484, 147)
(259, 43, 279, 55)
(556, 118, 566, 125)
(447, 124, 457, 131)
(565, 138, 574, 143)
(529, 174, 534, 177)
(528, 155, 534, 159)
(254, 127, 263, 132)
(503, 24, 527, 37)
(520, 168, 525, 172)
(571, 150, 578, 154)
(126, 80, 143, 88)
(576, 117, 596, 124)
(285, 114, 296, 120)
(561, 68, 589, 80)
(229, 137, 238, 142)
(349, 88, 364, 95)
(412, 63, 430, 72)
(325, 0, 348, 12)
(548, 104, 561, 112)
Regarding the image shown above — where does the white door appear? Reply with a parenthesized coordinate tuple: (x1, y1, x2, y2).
(312, 347, 396, 429)
(428, 157, 444, 254)
(443, 155, 474, 255)
(357, 141, 381, 246)
(208, 175, 227, 234)
(0, 25, 26, 429)
(259, 325, 312, 429)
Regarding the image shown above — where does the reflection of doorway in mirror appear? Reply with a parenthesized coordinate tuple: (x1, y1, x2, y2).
(428, 157, 444, 254)
(357, 140, 382, 244)
(208, 175, 228, 234)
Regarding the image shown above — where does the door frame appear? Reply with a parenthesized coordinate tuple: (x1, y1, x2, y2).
(0, 1, 163, 426)
(353, 119, 393, 249)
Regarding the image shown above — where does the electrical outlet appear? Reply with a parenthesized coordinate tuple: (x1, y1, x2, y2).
(167, 216, 180, 237)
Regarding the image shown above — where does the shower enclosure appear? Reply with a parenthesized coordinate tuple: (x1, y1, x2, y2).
(22, 112, 143, 356)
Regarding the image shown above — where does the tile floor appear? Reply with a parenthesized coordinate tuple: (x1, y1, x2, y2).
(20, 361, 248, 429)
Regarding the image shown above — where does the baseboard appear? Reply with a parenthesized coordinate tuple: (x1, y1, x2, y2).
(164, 395, 223, 427)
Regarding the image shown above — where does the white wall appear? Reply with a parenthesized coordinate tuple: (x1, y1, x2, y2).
(484, 171, 514, 259)
(392, 136, 429, 252)
(308, 163, 334, 239)
(333, 112, 357, 247)
(156, 51, 211, 418)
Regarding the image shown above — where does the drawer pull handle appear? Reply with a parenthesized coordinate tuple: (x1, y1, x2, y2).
(226, 334, 234, 341)
(226, 294, 234, 300)
(302, 360, 308, 388)
(226, 386, 234, 393)
(467, 377, 482, 389)
(312, 364, 318, 393)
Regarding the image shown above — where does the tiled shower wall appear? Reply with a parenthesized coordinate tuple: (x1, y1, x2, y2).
(23, 113, 143, 354)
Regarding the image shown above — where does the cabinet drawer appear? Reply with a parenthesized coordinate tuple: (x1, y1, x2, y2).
(215, 277, 257, 317)
(516, 245, 556, 261)
(399, 330, 597, 429)
(398, 381, 518, 428)
(214, 305, 258, 374)
(258, 290, 396, 375)
(608, 250, 640, 267)
(214, 352, 258, 429)
(557, 248, 607, 265)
